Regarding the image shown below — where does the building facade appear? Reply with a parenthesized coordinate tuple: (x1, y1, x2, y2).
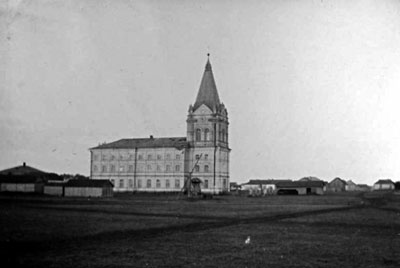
(90, 57, 230, 194)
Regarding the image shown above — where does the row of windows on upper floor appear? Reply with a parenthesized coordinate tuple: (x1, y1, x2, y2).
(93, 153, 183, 162)
(110, 178, 227, 189)
(93, 164, 211, 173)
(194, 128, 228, 142)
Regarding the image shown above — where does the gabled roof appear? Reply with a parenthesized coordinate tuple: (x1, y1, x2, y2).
(91, 137, 188, 150)
(243, 179, 292, 185)
(329, 177, 347, 185)
(65, 179, 113, 188)
(0, 163, 47, 176)
(374, 179, 394, 185)
(299, 176, 321, 182)
(276, 181, 326, 188)
(193, 58, 221, 111)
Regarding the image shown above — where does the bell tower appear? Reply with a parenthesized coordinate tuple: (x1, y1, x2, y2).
(186, 54, 230, 193)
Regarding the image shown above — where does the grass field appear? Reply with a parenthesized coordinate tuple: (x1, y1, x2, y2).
(0, 192, 399, 267)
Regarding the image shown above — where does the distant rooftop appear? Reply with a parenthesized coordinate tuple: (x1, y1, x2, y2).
(0, 162, 47, 176)
(91, 137, 188, 150)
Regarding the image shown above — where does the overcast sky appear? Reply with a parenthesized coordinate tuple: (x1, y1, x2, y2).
(1, 0, 400, 184)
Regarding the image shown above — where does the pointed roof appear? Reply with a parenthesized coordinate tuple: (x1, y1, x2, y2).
(193, 56, 221, 111)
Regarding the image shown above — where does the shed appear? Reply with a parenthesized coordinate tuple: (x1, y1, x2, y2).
(44, 182, 65, 196)
(372, 180, 395, 191)
(0, 175, 44, 193)
(241, 179, 292, 196)
(276, 181, 325, 195)
(64, 180, 114, 197)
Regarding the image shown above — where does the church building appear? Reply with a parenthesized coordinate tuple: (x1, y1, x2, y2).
(89, 56, 230, 194)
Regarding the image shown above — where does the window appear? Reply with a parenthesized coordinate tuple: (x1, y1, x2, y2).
(119, 165, 124, 172)
(166, 154, 171, 160)
(102, 165, 107, 172)
(175, 165, 180, 172)
(175, 179, 180, 188)
(166, 165, 170, 172)
(119, 179, 124, 188)
(93, 154, 99, 161)
(93, 165, 98, 172)
(147, 165, 152, 171)
(204, 165, 209, 172)
(128, 165, 133, 172)
(195, 154, 200, 160)
(204, 179, 209, 189)
(222, 129, 226, 142)
(195, 165, 200, 172)
(138, 179, 142, 188)
(176, 154, 180, 160)
(110, 165, 115, 172)
(146, 179, 151, 188)
(147, 154, 152, 160)
(129, 154, 134, 160)
(111, 179, 115, 186)
(166, 179, 170, 188)
(128, 179, 133, 188)
(119, 155, 123, 160)
(196, 129, 201, 141)
(223, 179, 227, 189)
(156, 179, 161, 188)
(110, 155, 115, 160)
(138, 155, 143, 160)
(157, 165, 161, 172)
(204, 154, 208, 160)
(157, 154, 162, 160)
(204, 128, 209, 141)
(102, 155, 107, 161)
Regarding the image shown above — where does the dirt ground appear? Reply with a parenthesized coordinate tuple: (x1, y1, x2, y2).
(0, 192, 399, 267)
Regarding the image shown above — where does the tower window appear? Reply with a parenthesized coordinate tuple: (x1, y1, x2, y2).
(196, 129, 201, 141)
(204, 128, 209, 141)
(222, 129, 226, 142)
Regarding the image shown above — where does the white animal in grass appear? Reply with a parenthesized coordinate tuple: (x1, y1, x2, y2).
(245, 236, 251, 244)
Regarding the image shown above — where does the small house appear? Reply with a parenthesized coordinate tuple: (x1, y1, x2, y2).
(326, 177, 347, 192)
(372, 180, 395, 191)
(64, 179, 114, 197)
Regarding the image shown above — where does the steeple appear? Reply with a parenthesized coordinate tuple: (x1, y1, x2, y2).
(193, 54, 221, 111)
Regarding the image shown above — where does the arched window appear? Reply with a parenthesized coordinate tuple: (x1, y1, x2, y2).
(222, 129, 225, 142)
(204, 165, 209, 172)
(204, 128, 209, 141)
(196, 129, 201, 141)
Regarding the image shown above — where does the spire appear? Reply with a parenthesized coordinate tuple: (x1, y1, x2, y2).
(193, 54, 221, 111)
